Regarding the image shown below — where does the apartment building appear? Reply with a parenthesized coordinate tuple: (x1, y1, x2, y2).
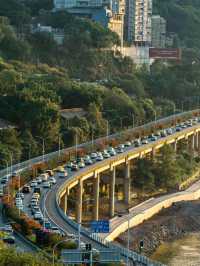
(125, 0, 152, 44)
(151, 15, 166, 48)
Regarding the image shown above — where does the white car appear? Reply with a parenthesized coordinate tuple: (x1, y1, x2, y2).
(30, 181, 38, 187)
(15, 198, 23, 205)
(109, 150, 116, 156)
(117, 147, 124, 153)
(49, 177, 56, 185)
(41, 173, 48, 182)
(141, 139, 148, 145)
(118, 144, 125, 149)
(78, 162, 85, 168)
(16, 204, 24, 211)
(96, 155, 104, 161)
(83, 155, 90, 161)
(0, 225, 13, 234)
(90, 153, 97, 159)
(36, 177, 42, 184)
(43, 181, 51, 188)
(32, 193, 40, 199)
(57, 169, 68, 178)
(34, 211, 43, 220)
(103, 152, 111, 158)
(31, 198, 39, 204)
(16, 192, 24, 199)
(124, 141, 131, 147)
(107, 146, 115, 152)
(0, 188, 3, 197)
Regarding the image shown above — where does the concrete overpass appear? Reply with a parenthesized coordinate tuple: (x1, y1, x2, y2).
(2, 110, 200, 266)
(57, 123, 200, 227)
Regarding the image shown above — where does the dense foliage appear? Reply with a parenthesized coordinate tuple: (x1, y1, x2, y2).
(154, 0, 200, 49)
(133, 142, 198, 191)
(0, 0, 200, 175)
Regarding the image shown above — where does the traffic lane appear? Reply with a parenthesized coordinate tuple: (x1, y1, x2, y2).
(44, 180, 105, 249)
(0, 202, 36, 253)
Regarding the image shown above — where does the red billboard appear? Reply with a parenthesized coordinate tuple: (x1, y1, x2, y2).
(149, 48, 181, 60)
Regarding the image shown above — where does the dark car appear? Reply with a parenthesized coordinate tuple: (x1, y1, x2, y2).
(22, 185, 31, 193)
(71, 164, 79, 171)
(34, 187, 41, 194)
(3, 235, 15, 244)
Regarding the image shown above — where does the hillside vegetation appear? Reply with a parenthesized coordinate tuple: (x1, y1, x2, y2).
(0, 1, 200, 168)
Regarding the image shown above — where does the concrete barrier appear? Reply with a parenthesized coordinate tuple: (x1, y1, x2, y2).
(104, 179, 200, 242)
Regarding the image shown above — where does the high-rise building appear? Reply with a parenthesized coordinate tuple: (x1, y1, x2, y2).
(151, 15, 166, 48)
(125, 0, 152, 44)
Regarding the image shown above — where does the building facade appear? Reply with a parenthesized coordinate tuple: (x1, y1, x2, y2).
(151, 15, 166, 48)
(125, 0, 152, 44)
(53, 0, 125, 44)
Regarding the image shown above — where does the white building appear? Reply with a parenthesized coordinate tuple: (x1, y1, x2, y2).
(125, 0, 152, 44)
(151, 15, 166, 48)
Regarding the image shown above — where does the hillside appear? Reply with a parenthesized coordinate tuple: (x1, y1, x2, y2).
(154, 0, 200, 50)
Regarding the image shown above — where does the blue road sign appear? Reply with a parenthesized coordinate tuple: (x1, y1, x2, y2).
(90, 220, 110, 233)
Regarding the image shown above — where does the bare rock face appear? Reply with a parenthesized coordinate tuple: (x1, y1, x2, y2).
(116, 200, 200, 256)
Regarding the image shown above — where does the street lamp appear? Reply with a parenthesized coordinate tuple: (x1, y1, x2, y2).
(35, 136, 45, 162)
(68, 198, 95, 249)
(2, 159, 9, 196)
(52, 239, 69, 266)
(132, 113, 135, 128)
(117, 209, 131, 266)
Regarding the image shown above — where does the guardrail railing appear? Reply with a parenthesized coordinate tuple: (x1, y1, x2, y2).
(0, 109, 199, 179)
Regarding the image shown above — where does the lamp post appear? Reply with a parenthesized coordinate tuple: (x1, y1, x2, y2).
(58, 134, 61, 157)
(117, 209, 131, 266)
(132, 113, 135, 128)
(2, 159, 9, 196)
(35, 136, 45, 162)
(52, 239, 69, 266)
(68, 198, 95, 249)
(10, 153, 13, 177)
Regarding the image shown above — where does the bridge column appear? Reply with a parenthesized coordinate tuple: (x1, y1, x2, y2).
(124, 160, 131, 205)
(109, 166, 116, 218)
(63, 188, 69, 214)
(76, 179, 83, 224)
(198, 132, 200, 153)
(151, 147, 156, 159)
(173, 139, 177, 152)
(188, 134, 195, 151)
(195, 132, 199, 150)
(93, 172, 100, 221)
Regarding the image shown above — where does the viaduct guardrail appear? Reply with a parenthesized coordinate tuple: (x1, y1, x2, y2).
(0, 109, 199, 179)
